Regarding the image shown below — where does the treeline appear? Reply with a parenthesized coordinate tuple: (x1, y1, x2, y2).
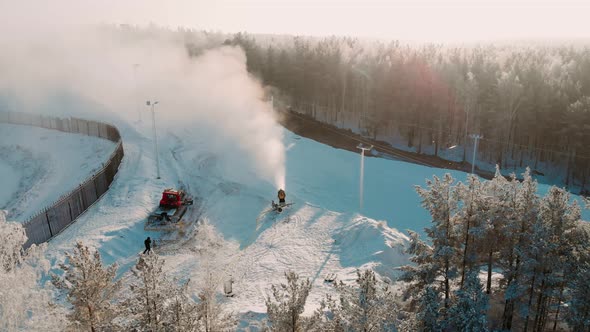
(103, 25, 590, 193)
(224, 34, 590, 194)
(402, 168, 590, 331)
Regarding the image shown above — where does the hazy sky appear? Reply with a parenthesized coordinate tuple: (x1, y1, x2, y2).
(2, 0, 590, 42)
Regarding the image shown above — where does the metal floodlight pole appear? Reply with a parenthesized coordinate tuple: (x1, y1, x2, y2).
(147, 100, 160, 179)
(470, 134, 482, 174)
(357, 143, 373, 210)
(134, 64, 140, 122)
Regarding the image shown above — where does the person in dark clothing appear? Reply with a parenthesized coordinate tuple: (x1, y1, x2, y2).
(143, 237, 151, 254)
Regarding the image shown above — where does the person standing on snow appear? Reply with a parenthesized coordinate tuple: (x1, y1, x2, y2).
(143, 237, 152, 254)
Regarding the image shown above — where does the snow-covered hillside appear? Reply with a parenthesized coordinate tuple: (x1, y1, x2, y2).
(36, 114, 589, 327)
(0, 123, 116, 221)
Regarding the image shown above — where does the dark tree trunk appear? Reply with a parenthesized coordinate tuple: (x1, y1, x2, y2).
(445, 260, 450, 308)
(486, 249, 493, 294)
(502, 253, 517, 330)
(523, 273, 537, 332)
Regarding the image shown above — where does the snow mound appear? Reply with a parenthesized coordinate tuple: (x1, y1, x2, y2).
(333, 216, 410, 280)
(163, 204, 411, 320)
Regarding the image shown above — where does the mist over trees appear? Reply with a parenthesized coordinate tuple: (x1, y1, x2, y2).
(16, 24, 590, 192)
(224, 33, 590, 194)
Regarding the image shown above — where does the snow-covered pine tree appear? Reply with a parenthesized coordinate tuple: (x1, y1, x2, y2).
(166, 279, 199, 332)
(123, 253, 200, 331)
(190, 220, 236, 332)
(395, 311, 418, 332)
(416, 286, 443, 332)
(0, 210, 26, 272)
(328, 269, 398, 332)
(195, 268, 236, 332)
(414, 174, 459, 308)
(456, 175, 487, 288)
(0, 211, 68, 331)
(319, 294, 345, 332)
(124, 253, 168, 330)
(563, 219, 590, 331)
(399, 230, 435, 301)
(565, 261, 590, 331)
(501, 168, 538, 330)
(265, 271, 313, 332)
(520, 203, 548, 331)
(481, 166, 512, 294)
(52, 241, 121, 332)
(521, 187, 581, 331)
(446, 268, 489, 332)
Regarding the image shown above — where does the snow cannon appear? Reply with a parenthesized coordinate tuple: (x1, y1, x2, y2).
(277, 189, 286, 203)
(276, 189, 287, 212)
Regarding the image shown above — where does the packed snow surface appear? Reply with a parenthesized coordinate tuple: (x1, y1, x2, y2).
(0, 123, 116, 221)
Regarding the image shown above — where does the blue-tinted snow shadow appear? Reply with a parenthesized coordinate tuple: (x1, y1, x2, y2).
(236, 311, 268, 331)
(98, 220, 161, 279)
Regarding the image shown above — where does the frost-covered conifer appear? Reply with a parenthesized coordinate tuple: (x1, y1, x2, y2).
(124, 253, 169, 331)
(414, 174, 459, 308)
(0, 210, 27, 272)
(521, 186, 581, 331)
(455, 175, 487, 288)
(501, 168, 538, 330)
(195, 267, 236, 332)
(565, 262, 590, 331)
(328, 269, 398, 332)
(0, 211, 68, 331)
(124, 253, 201, 331)
(447, 269, 488, 332)
(190, 220, 236, 332)
(399, 230, 435, 300)
(395, 310, 418, 332)
(480, 166, 511, 294)
(52, 241, 121, 332)
(416, 286, 442, 332)
(166, 280, 199, 332)
(265, 271, 313, 332)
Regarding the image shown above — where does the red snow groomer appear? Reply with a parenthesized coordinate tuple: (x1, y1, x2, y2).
(146, 188, 194, 231)
(159, 189, 189, 209)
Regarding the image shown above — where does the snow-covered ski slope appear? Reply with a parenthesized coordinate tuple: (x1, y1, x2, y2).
(0, 123, 116, 221)
(39, 112, 589, 321)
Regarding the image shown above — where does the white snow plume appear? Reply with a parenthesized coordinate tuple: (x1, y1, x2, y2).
(173, 47, 286, 190)
(0, 20, 285, 189)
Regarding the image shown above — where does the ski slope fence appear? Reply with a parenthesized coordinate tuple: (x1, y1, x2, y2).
(0, 111, 124, 249)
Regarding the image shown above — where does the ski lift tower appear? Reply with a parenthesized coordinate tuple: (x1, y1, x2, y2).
(470, 134, 483, 174)
(146, 100, 160, 179)
(357, 143, 373, 210)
